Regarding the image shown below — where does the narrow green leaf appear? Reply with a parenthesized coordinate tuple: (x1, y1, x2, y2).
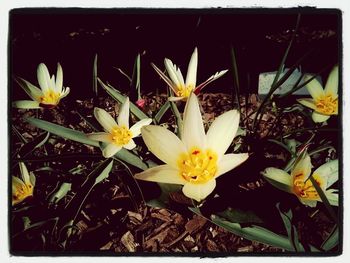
(131, 53, 141, 100)
(93, 54, 98, 96)
(113, 67, 132, 83)
(26, 117, 99, 147)
(49, 182, 72, 204)
(115, 149, 148, 171)
(12, 100, 41, 109)
(94, 159, 113, 185)
(321, 226, 339, 251)
(12, 125, 28, 143)
(18, 132, 50, 158)
(154, 101, 170, 124)
(189, 207, 319, 252)
(217, 207, 263, 224)
(97, 78, 149, 120)
(170, 101, 183, 138)
(230, 46, 241, 113)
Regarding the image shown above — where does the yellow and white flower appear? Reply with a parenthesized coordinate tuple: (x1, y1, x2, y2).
(151, 47, 228, 101)
(297, 66, 338, 123)
(87, 97, 152, 158)
(262, 153, 338, 207)
(135, 93, 248, 202)
(13, 63, 70, 109)
(12, 162, 36, 205)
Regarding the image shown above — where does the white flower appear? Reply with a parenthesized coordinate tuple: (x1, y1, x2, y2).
(297, 66, 338, 123)
(262, 152, 338, 207)
(13, 63, 70, 109)
(151, 47, 228, 101)
(87, 97, 152, 158)
(12, 162, 36, 205)
(135, 93, 248, 202)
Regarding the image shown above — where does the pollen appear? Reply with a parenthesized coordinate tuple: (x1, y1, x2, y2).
(110, 125, 133, 146)
(176, 84, 194, 98)
(40, 90, 60, 105)
(293, 174, 324, 200)
(178, 147, 218, 184)
(315, 95, 338, 115)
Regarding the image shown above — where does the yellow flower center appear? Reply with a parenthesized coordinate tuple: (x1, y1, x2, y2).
(315, 95, 338, 115)
(293, 173, 324, 200)
(40, 90, 60, 105)
(178, 147, 218, 184)
(111, 125, 133, 146)
(176, 85, 194, 98)
(13, 183, 33, 204)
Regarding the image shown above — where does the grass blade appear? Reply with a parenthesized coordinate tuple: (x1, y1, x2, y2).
(321, 226, 339, 251)
(17, 132, 50, 158)
(93, 54, 98, 96)
(230, 46, 241, 113)
(154, 101, 170, 124)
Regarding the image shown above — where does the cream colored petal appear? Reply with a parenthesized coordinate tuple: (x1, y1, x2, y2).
(87, 132, 112, 143)
(12, 176, 25, 193)
(129, 118, 152, 137)
(325, 190, 338, 206)
(164, 58, 181, 88)
(176, 67, 185, 87)
(325, 65, 338, 96)
(60, 87, 70, 99)
(194, 70, 228, 93)
(299, 198, 317, 207)
(102, 143, 121, 158)
(50, 75, 56, 91)
(55, 63, 63, 92)
(185, 47, 198, 88)
(262, 167, 293, 193)
(12, 100, 41, 109)
(94, 107, 117, 133)
(117, 97, 130, 128)
(123, 139, 136, 150)
(134, 164, 186, 185)
(206, 110, 240, 160)
(37, 63, 50, 93)
(312, 111, 330, 123)
(19, 162, 31, 185)
(313, 159, 338, 188)
(141, 125, 187, 168)
(304, 75, 325, 100)
(216, 153, 249, 178)
(15, 77, 43, 101)
(182, 93, 206, 150)
(297, 98, 317, 110)
(151, 63, 177, 92)
(168, 96, 185, 101)
(292, 153, 312, 181)
(182, 179, 216, 202)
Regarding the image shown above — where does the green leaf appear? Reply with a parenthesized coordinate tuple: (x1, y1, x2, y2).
(26, 117, 99, 147)
(18, 132, 50, 158)
(321, 226, 339, 251)
(93, 54, 98, 96)
(189, 207, 319, 252)
(12, 125, 28, 143)
(230, 46, 241, 113)
(170, 101, 183, 138)
(49, 182, 72, 204)
(12, 100, 41, 109)
(97, 78, 149, 120)
(217, 207, 263, 224)
(154, 101, 171, 124)
(94, 159, 113, 185)
(131, 53, 141, 100)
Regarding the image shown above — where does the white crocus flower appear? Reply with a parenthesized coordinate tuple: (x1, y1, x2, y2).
(87, 97, 152, 158)
(13, 63, 70, 109)
(297, 66, 338, 123)
(135, 93, 249, 202)
(12, 162, 36, 205)
(262, 152, 338, 207)
(151, 47, 228, 101)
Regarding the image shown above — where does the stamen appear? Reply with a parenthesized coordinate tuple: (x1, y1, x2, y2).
(110, 125, 133, 146)
(315, 95, 338, 115)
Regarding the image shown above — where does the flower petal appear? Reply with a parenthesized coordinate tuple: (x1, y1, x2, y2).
(15, 77, 43, 101)
(60, 87, 70, 99)
(168, 96, 185, 102)
(297, 98, 317, 110)
(130, 118, 152, 137)
(55, 63, 63, 92)
(262, 167, 293, 193)
(19, 162, 31, 185)
(312, 159, 338, 188)
(94, 107, 117, 133)
(292, 153, 312, 181)
(304, 75, 325, 100)
(134, 164, 186, 185)
(299, 198, 317, 207)
(312, 111, 330, 123)
(182, 93, 206, 150)
(37, 63, 50, 93)
(102, 143, 121, 158)
(324, 65, 338, 96)
(185, 47, 198, 88)
(151, 63, 177, 92)
(12, 176, 24, 193)
(164, 58, 182, 89)
(216, 153, 249, 178)
(182, 179, 216, 202)
(87, 132, 112, 143)
(123, 139, 136, 150)
(325, 190, 338, 206)
(194, 70, 228, 93)
(117, 97, 130, 128)
(12, 100, 41, 109)
(141, 125, 187, 168)
(206, 110, 240, 159)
